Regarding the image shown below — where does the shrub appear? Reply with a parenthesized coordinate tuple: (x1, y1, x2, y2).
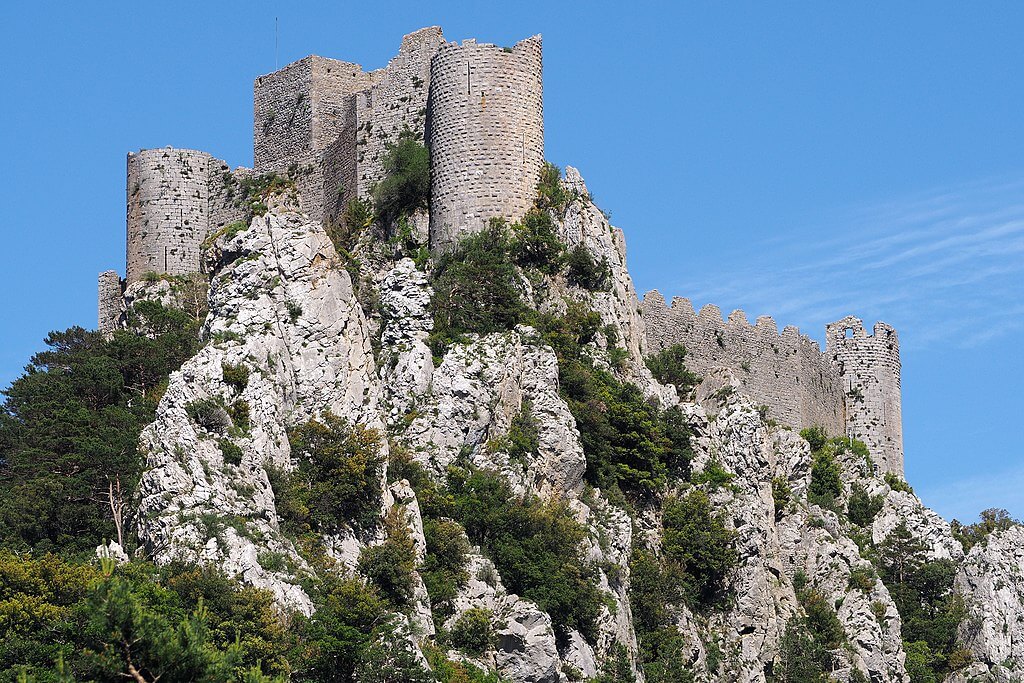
(799, 426, 829, 453)
(512, 208, 565, 273)
(848, 566, 876, 592)
(772, 477, 792, 519)
(227, 400, 251, 433)
(566, 244, 611, 291)
(448, 468, 603, 642)
(221, 362, 250, 393)
(428, 221, 527, 356)
(358, 510, 417, 606)
(185, 398, 231, 433)
(373, 131, 429, 223)
(285, 300, 302, 323)
(421, 518, 470, 619)
(329, 197, 375, 255)
(272, 412, 384, 535)
(808, 448, 843, 513)
(218, 438, 243, 466)
(775, 615, 833, 682)
(662, 490, 738, 610)
(692, 460, 735, 490)
(645, 344, 699, 396)
(535, 161, 570, 213)
(450, 608, 494, 656)
(885, 472, 915, 494)
(847, 483, 884, 527)
(951, 508, 1019, 551)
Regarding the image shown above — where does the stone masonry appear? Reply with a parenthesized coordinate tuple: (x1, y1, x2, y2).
(125, 147, 249, 283)
(103, 26, 904, 476)
(641, 291, 846, 436)
(826, 316, 903, 475)
(428, 36, 545, 251)
(98, 270, 123, 335)
(641, 292, 904, 475)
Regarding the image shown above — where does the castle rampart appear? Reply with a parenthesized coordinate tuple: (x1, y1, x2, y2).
(428, 36, 544, 250)
(355, 27, 445, 199)
(826, 316, 903, 475)
(641, 291, 846, 435)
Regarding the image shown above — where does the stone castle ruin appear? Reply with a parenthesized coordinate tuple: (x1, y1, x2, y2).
(98, 26, 904, 475)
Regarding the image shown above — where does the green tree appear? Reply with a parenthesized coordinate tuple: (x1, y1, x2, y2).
(274, 413, 384, 536)
(661, 491, 738, 610)
(645, 344, 699, 396)
(373, 131, 430, 224)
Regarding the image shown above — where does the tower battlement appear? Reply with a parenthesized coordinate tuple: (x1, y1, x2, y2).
(825, 316, 903, 475)
(641, 293, 905, 475)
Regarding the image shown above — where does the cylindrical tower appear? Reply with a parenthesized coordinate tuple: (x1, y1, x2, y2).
(826, 316, 904, 476)
(126, 147, 213, 283)
(428, 35, 544, 251)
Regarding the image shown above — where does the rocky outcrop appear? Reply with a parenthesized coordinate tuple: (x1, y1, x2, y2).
(953, 526, 1024, 681)
(135, 207, 384, 613)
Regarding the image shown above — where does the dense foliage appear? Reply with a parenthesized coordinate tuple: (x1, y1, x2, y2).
(271, 414, 384, 539)
(644, 344, 699, 397)
(532, 305, 693, 499)
(373, 131, 430, 224)
(874, 522, 968, 681)
(951, 507, 1019, 552)
(0, 303, 201, 555)
(428, 221, 528, 357)
(446, 467, 603, 643)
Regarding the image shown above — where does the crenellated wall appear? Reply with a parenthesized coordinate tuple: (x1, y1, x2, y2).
(428, 35, 544, 250)
(641, 291, 846, 435)
(826, 316, 903, 475)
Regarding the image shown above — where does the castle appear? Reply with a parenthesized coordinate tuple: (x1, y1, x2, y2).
(97, 27, 904, 476)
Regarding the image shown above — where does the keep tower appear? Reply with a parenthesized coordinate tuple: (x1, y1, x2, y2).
(428, 35, 544, 251)
(826, 316, 904, 476)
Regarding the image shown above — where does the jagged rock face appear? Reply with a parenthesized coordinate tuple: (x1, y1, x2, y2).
(399, 330, 587, 499)
(123, 183, 1024, 683)
(954, 526, 1024, 680)
(873, 490, 964, 564)
(136, 208, 384, 613)
(690, 370, 908, 682)
(558, 168, 676, 405)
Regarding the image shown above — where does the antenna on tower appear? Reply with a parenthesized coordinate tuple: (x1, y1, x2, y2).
(275, 17, 279, 69)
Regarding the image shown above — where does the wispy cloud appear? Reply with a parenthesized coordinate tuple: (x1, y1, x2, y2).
(662, 176, 1024, 350)
(915, 459, 1024, 522)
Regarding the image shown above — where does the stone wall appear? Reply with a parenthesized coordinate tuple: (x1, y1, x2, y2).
(428, 35, 544, 251)
(126, 148, 250, 283)
(641, 291, 846, 435)
(354, 27, 445, 199)
(826, 316, 903, 475)
(97, 270, 123, 335)
(253, 56, 372, 224)
(126, 148, 214, 283)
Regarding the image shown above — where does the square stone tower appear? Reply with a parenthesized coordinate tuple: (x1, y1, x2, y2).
(253, 56, 373, 224)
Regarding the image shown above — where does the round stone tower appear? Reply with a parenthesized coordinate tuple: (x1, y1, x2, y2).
(826, 316, 904, 476)
(428, 35, 544, 251)
(126, 147, 214, 283)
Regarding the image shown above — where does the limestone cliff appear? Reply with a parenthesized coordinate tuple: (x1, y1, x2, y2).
(128, 175, 1024, 683)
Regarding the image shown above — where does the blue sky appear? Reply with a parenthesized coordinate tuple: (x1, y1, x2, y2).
(2, 2, 1022, 522)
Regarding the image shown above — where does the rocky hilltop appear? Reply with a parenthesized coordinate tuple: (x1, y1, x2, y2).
(1, 26, 1022, 683)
